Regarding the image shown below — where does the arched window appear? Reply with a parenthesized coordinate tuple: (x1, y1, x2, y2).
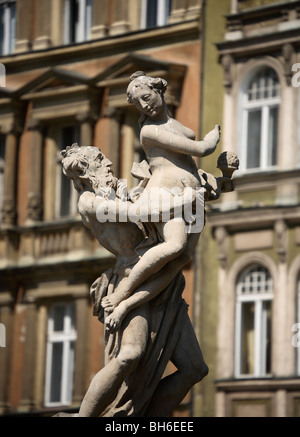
(240, 67, 280, 172)
(235, 265, 273, 377)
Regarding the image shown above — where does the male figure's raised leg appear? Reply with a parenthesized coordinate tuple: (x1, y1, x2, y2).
(144, 312, 208, 417)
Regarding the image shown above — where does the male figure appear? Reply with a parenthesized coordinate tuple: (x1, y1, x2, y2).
(61, 144, 208, 417)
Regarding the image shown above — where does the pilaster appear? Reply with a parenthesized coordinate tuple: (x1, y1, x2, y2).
(169, 0, 186, 23)
(103, 106, 122, 177)
(27, 119, 44, 223)
(90, 0, 109, 39)
(32, 0, 52, 50)
(110, 0, 130, 36)
(1, 124, 21, 227)
(75, 110, 96, 146)
(73, 297, 90, 404)
(14, 0, 34, 53)
(20, 301, 37, 410)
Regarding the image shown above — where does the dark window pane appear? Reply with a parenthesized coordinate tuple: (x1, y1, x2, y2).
(268, 106, 278, 167)
(53, 305, 65, 332)
(264, 300, 272, 374)
(60, 174, 71, 217)
(247, 110, 261, 169)
(50, 343, 63, 402)
(67, 342, 75, 402)
(9, 2, 15, 53)
(146, 0, 158, 27)
(241, 302, 255, 375)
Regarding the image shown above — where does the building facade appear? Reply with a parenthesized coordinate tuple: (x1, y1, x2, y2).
(195, 0, 300, 417)
(1, 0, 300, 418)
(0, 0, 203, 416)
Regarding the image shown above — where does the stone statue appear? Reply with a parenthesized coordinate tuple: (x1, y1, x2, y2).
(57, 71, 238, 417)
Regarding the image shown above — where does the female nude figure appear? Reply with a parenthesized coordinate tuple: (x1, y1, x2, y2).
(101, 71, 220, 327)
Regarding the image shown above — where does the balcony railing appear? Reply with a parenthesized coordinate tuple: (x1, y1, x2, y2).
(0, 219, 110, 269)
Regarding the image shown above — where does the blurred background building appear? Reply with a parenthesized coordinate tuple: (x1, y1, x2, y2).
(0, 0, 300, 417)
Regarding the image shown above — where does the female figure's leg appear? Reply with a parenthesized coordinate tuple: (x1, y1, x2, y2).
(104, 219, 188, 307)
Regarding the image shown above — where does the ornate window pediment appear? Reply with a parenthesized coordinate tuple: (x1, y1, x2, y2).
(17, 68, 100, 121)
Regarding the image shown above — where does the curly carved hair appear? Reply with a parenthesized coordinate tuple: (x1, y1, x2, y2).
(126, 71, 168, 104)
(60, 144, 118, 193)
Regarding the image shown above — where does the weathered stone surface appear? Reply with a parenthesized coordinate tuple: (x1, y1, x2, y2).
(58, 72, 237, 417)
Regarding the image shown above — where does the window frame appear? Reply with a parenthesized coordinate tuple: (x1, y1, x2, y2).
(239, 67, 280, 174)
(63, 0, 92, 45)
(44, 302, 77, 407)
(235, 265, 273, 378)
(0, 0, 16, 56)
(140, 0, 171, 29)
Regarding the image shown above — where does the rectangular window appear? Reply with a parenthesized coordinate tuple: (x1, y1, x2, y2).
(0, 1, 16, 56)
(141, 0, 172, 29)
(0, 135, 5, 222)
(236, 298, 272, 377)
(64, 0, 92, 44)
(241, 68, 280, 173)
(235, 266, 273, 378)
(56, 125, 79, 218)
(45, 303, 77, 406)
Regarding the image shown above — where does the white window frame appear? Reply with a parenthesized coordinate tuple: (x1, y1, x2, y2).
(239, 67, 280, 174)
(0, 0, 16, 56)
(44, 303, 77, 407)
(55, 125, 79, 219)
(235, 265, 273, 378)
(64, 0, 92, 44)
(140, 0, 171, 29)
